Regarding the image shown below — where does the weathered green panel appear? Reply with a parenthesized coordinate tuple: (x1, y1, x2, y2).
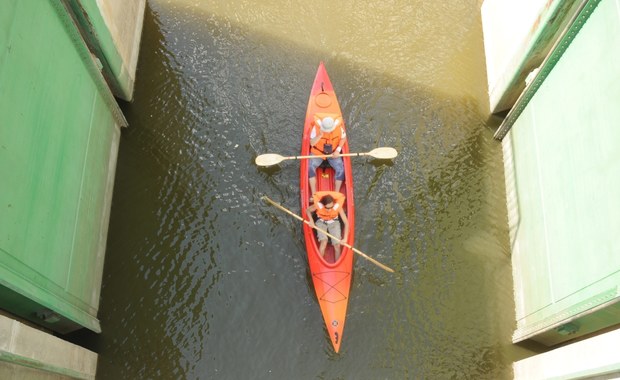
(0, 0, 124, 333)
(507, 0, 620, 345)
(67, 95, 119, 308)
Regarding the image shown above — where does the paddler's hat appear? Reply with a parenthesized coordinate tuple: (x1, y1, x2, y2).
(319, 116, 337, 132)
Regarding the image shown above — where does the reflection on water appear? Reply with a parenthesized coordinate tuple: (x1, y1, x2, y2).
(91, 0, 538, 378)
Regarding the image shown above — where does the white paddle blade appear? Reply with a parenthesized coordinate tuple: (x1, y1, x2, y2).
(255, 153, 285, 167)
(369, 147, 398, 159)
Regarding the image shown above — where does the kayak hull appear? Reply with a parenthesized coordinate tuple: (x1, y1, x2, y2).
(300, 62, 355, 353)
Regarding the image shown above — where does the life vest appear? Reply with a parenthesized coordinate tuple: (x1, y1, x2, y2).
(313, 191, 346, 221)
(311, 113, 345, 156)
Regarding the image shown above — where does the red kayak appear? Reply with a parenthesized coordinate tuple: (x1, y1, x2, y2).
(300, 62, 355, 353)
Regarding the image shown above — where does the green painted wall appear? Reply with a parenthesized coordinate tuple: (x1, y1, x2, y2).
(0, 0, 125, 333)
(504, 0, 620, 345)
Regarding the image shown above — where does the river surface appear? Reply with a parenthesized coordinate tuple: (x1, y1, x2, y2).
(87, 0, 540, 378)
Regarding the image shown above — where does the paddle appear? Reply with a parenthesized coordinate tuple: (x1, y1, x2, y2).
(255, 147, 397, 167)
(261, 196, 395, 273)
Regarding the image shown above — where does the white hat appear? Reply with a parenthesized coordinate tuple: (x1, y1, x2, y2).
(319, 117, 337, 132)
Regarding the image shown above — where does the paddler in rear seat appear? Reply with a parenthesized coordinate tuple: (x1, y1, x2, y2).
(308, 114, 346, 199)
(306, 191, 349, 261)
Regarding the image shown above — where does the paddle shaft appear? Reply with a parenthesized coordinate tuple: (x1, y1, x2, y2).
(255, 147, 397, 167)
(283, 152, 370, 160)
(262, 196, 394, 273)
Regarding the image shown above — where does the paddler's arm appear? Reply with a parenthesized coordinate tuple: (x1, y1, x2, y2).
(306, 204, 317, 228)
(332, 122, 346, 157)
(338, 207, 349, 242)
(309, 125, 323, 147)
(332, 139, 345, 157)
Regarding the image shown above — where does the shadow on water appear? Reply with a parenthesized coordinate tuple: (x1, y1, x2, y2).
(73, 1, 542, 379)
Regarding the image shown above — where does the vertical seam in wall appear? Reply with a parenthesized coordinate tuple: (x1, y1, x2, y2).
(66, 94, 98, 290)
(8, 319, 18, 352)
(531, 108, 555, 302)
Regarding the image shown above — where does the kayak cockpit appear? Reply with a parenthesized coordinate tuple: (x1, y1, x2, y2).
(308, 165, 350, 266)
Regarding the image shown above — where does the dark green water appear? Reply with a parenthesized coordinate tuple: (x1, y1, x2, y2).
(85, 1, 539, 378)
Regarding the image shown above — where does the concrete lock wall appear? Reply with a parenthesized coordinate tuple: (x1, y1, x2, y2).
(481, 0, 584, 113)
(66, 0, 146, 101)
(483, 0, 620, 377)
(1, 0, 144, 376)
(0, 0, 126, 335)
(501, 0, 620, 346)
(0, 314, 97, 379)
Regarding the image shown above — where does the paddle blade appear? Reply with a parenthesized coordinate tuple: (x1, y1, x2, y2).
(255, 153, 285, 167)
(368, 147, 398, 160)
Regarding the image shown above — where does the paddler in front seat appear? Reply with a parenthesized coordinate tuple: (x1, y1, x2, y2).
(306, 191, 349, 261)
(309, 114, 346, 199)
